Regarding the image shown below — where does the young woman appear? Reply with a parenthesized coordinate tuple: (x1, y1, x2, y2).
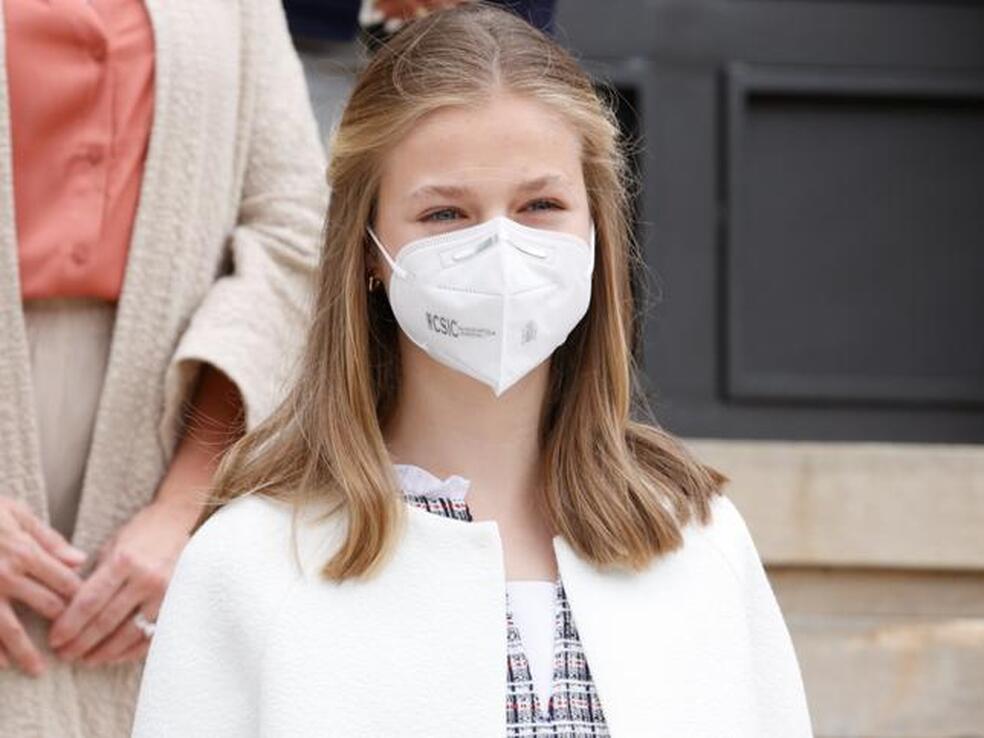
(131, 5, 813, 736)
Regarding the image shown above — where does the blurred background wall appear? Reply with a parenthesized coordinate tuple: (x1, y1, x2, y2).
(288, 2, 984, 735)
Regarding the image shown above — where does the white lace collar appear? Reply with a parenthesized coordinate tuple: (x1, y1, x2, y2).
(392, 463, 471, 502)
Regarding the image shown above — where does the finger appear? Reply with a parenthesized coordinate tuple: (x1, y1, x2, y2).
(4, 574, 67, 620)
(379, 0, 424, 21)
(94, 596, 162, 665)
(373, 0, 403, 15)
(48, 554, 127, 650)
(20, 538, 83, 601)
(140, 593, 162, 621)
(0, 600, 44, 677)
(56, 580, 142, 661)
(9, 504, 87, 566)
(0, 642, 9, 669)
(406, 1, 429, 20)
(110, 637, 150, 665)
(83, 619, 145, 666)
(373, 0, 397, 16)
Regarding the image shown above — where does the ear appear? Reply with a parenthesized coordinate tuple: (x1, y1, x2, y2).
(365, 225, 397, 284)
(365, 243, 381, 275)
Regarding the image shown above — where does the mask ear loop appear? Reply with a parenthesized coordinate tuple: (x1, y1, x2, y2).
(366, 226, 408, 280)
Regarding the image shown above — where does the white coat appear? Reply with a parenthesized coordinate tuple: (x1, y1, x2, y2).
(130, 478, 814, 737)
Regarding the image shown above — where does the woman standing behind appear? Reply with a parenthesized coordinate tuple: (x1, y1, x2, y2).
(0, 0, 326, 736)
(132, 5, 813, 736)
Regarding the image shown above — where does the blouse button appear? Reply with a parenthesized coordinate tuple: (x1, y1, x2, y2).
(71, 243, 89, 265)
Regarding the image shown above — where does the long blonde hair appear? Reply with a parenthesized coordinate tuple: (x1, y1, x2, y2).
(201, 3, 725, 580)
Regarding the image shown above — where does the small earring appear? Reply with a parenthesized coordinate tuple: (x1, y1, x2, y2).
(367, 272, 382, 292)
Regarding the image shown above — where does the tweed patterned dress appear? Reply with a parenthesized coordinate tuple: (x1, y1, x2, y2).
(397, 465, 610, 737)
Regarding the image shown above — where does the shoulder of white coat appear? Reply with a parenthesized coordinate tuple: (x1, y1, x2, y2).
(145, 495, 288, 673)
(178, 493, 345, 594)
(185, 493, 295, 564)
(689, 493, 764, 587)
(157, 494, 345, 655)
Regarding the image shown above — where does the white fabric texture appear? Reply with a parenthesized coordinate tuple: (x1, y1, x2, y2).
(131, 480, 815, 737)
(392, 462, 471, 500)
(505, 579, 557, 710)
(394, 463, 559, 710)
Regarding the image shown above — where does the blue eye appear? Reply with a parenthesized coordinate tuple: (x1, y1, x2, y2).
(422, 208, 462, 222)
(524, 199, 562, 212)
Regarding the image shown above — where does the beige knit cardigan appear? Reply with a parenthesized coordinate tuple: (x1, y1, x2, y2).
(0, 1, 328, 735)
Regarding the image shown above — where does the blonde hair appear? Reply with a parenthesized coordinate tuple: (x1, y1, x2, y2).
(201, 3, 725, 580)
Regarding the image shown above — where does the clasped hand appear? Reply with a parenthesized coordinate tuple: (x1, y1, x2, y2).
(0, 496, 192, 676)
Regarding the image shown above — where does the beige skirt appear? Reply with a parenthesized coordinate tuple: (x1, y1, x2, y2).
(22, 298, 116, 542)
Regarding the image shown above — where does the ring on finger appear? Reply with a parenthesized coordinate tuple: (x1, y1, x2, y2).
(132, 611, 156, 639)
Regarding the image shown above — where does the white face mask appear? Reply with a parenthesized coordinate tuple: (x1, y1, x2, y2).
(367, 215, 594, 396)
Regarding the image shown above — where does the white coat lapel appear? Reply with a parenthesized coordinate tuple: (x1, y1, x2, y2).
(261, 505, 510, 737)
(554, 517, 754, 737)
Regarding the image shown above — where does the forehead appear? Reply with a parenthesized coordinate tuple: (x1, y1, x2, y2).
(378, 92, 585, 197)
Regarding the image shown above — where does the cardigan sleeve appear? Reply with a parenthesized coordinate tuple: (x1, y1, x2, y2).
(158, 0, 328, 452)
(130, 495, 298, 738)
(704, 496, 815, 737)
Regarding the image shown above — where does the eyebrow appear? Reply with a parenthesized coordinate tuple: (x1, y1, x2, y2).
(408, 175, 568, 201)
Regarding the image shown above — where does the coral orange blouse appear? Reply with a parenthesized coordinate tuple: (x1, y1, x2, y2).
(5, 0, 155, 301)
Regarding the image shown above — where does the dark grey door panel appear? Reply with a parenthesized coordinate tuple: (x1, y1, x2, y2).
(556, 1, 984, 442)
